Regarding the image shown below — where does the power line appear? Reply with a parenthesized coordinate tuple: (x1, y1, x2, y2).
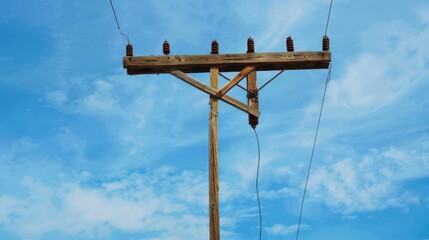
(295, 2, 334, 237)
(324, 0, 334, 36)
(253, 127, 263, 240)
(109, 0, 130, 43)
(296, 66, 331, 240)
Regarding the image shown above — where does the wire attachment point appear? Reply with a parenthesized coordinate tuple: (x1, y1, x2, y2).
(109, 0, 131, 44)
(323, 36, 330, 51)
(126, 43, 133, 56)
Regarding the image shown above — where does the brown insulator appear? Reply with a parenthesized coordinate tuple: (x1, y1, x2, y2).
(247, 37, 255, 53)
(249, 115, 259, 129)
(211, 40, 219, 54)
(126, 43, 133, 56)
(323, 36, 330, 51)
(286, 36, 294, 52)
(163, 40, 170, 55)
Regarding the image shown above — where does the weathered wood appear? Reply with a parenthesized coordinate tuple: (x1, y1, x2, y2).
(124, 51, 331, 74)
(167, 69, 260, 117)
(122, 46, 332, 240)
(209, 67, 220, 240)
(168, 69, 217, 95)
(217, 66, 255, 97)
(247, 69, 259, 128)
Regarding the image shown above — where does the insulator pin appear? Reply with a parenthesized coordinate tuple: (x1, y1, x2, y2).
(163, 40, 170, 55)
(286, 36, 294, 52)
(323, 36, 330, 51)
(247, 37, 255, 53)
(126, 44, 133, 56)
(211, 40, 219, 54)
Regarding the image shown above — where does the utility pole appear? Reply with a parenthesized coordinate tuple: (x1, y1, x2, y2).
(123, 37, 331, 240)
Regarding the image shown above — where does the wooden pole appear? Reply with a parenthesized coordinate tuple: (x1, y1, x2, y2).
(247, 38, 259, 128)
(209, 66, 220, 240)
(247, 70, 259, 128)
(122, 41, 331, 238)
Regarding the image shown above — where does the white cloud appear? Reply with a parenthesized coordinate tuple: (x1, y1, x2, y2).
(0, 168, 211, 239)
(415, 4, 429, 24)
(326, 14, 429, 119)
(307, 138, 428, 214)
(230, 0, 325, 51)
(151, 1, 217, 46)
(265, 223, 310, 236)
(282, 10, 429, 217)
(55, 127, 86, 160)
(80, 80, 119, 115)
(46, 90, 68, 108)
(261, 187, 298, 199)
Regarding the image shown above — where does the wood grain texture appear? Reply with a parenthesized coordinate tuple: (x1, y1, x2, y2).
(217, 66, 255, 97)
(124, 51, 331, 74)
(247, 70, 259, 128)
(209, 67, 220, 240)
(167, 69, 260, 117)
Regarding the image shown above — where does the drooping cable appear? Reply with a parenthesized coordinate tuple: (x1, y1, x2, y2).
(324, 0, 334, 36)
(109, 0, 130, 43)
(252, 127, 263, 240)
(296, 66, 331, 240)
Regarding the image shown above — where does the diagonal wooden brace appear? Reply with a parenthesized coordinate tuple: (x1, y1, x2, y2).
(216, 66, 255, 97)
(167, 69, 260, 117)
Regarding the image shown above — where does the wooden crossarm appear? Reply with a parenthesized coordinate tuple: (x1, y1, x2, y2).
(125, 51, 331, 74)
(216, 66, 255, 97)
(167, 69, 260, 117)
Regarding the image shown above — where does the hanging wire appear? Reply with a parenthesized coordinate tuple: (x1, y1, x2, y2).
(324, 0, 334, 36)
(296, 1, 334, 236)
(253, 127, 263, 240)
(109, 0, 130, 43)
(258, 69, 286, 92)
(296, 66, 331, 240)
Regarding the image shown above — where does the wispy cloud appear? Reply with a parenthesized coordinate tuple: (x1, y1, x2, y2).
(265, 223, 310, 236)
(307, 137, 428, 215)
(0, 168, 210, 239)
(326, 10, 429, 119)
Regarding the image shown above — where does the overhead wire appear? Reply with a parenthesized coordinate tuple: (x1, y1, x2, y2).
(295, 66, 332, 240)
(324, 0, 334, 36)
(253, 127, 263, 240)
(295, 1, 334, 238)
(109, 0, 130, 44)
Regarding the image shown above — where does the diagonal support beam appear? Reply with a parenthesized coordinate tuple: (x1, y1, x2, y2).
(216, 66, 255, 97)
(167, 69, 260, 117)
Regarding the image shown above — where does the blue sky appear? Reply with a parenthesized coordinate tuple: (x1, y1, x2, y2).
(1, 0, 429, 239)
